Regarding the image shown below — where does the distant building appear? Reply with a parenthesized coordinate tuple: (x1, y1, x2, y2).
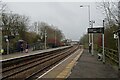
(70, 41, 79, 45)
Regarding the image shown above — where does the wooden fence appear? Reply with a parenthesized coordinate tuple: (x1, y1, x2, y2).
(99, 47, 119, 66)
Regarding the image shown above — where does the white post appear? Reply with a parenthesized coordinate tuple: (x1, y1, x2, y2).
(91, 20, 95, 56)
(92, 33, 94, 56)
(102, 33, 105, 63)
(6, 39, 9, 54)
(102, 20, 105, 63)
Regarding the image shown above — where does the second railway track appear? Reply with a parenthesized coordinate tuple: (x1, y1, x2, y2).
(2, 45, 79, 80)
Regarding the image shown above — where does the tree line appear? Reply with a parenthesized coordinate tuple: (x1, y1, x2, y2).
(0, 2, 65, 54)
(80, 1, 119, 51)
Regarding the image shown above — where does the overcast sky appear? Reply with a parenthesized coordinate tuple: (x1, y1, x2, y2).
(5, 2, 105, 41)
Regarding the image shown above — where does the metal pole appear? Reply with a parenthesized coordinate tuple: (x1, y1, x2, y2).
(102, 32, 105, 63)
(118, 32, 120, 66)
(118, 32, 120, 78)
(118, 1, 120, 77)
(80, 5, 90, 50)
(92, 33, 94, 55)
(91, 21, 94, 56)
(88, 5, 91, 48)
(0, 28, 2, 54)
(45, 30, 46, 49)
(55, 29, 56, 47)
(102, 20, 105, 63)
(6, 39, 9, 54)
(0, 34, 1, 79)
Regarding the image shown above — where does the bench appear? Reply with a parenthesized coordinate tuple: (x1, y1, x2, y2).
(97, 53, 103, 61)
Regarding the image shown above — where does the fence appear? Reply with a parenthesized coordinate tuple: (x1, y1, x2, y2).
(2, 42, 45, 55)
(31, 42, 44, 51)
(98, 46, 119, 66)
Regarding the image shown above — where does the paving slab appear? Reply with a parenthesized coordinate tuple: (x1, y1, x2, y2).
(68, 50, 118, 78)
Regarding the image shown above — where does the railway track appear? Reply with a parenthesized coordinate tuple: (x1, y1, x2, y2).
(1, 45, 79, 80)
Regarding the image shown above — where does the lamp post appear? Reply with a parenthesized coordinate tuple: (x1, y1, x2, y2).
(80, 5, 91, 48)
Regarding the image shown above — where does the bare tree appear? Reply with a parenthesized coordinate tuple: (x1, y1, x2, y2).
(33, 21, 64, 45)
(0, 1, 7, 14)
(97, 1, 119, 26)
(2, 12, 29, 40)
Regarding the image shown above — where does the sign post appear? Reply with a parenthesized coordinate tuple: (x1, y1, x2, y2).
(88, 26, 104, 63)
(102, 20, 105, 63)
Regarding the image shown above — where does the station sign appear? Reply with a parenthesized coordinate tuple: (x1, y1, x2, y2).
(88, 27, 104, 33)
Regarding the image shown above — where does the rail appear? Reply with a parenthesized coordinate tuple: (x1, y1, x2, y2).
(1, 46, 77, 79)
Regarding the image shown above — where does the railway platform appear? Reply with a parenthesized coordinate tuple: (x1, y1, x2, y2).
(0, 46, 70, 61)
(68, 49, 118, 78)
(1, 47, 119, 79)
(36, 48, 118, 79)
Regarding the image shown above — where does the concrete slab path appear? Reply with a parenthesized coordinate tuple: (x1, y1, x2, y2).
(69, 50, 118, 78)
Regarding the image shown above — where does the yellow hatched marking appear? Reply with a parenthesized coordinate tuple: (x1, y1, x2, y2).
(56, 49, 83, 78)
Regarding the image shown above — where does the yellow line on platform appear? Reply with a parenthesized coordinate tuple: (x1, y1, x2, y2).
(56, 49, 84, 78)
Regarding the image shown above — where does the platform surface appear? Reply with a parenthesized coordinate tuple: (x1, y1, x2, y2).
(1, 46, 69, 61)
(68, 50, 118, 78)
(37, 48, 83, 79)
